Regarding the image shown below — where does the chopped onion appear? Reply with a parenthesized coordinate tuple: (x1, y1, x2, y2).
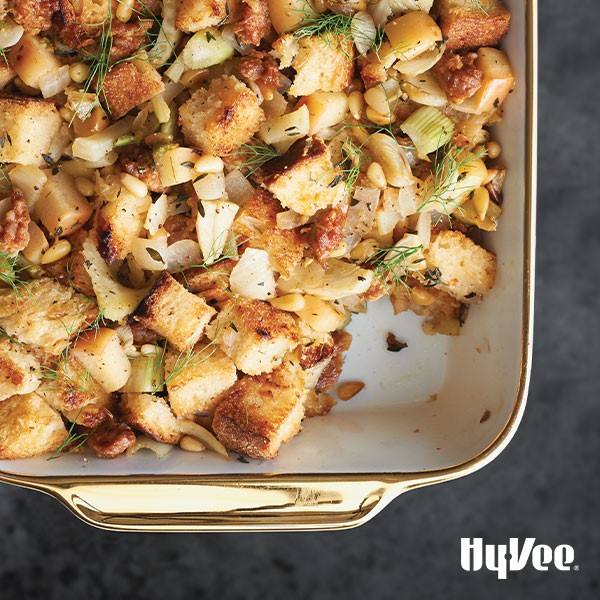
(368, 133, 414, 187)
(114, 324, 134, 348)
(144, 193, 168, 235)
(126, 435, 174, 458)
(72, 117, 133, 162)
(394, 44, 445, 76)
(147, 0, 181, 66)
(39, 65, 71, 99)
(193, 171, 226, 201)
(229, 248, 276, 300)
(370, 0, 393, 27)
(164, 239, 202, 271)
(182, 28, 234, 70)
(131, 235, 168, 271)
(196, 199, 239, 264)
(178, 420, 229, 459)
(351, 11, 377, 56)
(401, 72, 448, 107)
(0, 19, 24, 49)
(396, 183, 420, 217)
(417, 209, 432, 248)
(221, 25, 252, 55)
(224, 170, 255, 206)
(345, 187, 380, 235)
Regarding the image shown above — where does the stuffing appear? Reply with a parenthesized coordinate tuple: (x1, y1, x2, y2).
(179, 75, 264, 155)
(0, 191, 30, 254)
(0, 338, 41, 401)
(10, 0, 59, 35)
(433, 0, 511, 51)
(37, 353, 114, 428)
(101, 60, 165, 119)
(121, 152, 165, 193)
(425, 230, 496, 302)
(212, 359, 307, 459)
(0, 61, 15, 90)
(175, 259, 236, 294)
(0, 278, 97, 356)
(176, 0, 229, 33)
(315, 330, 352, 393)
(309, 205, 346, 266)
(233, 188, 306, 277)
(211, 298, 300, 375)
(234, 0, 270, 47)
(132, 272, 217, 351)
(238, 51, 281, 90)
(431, 51, 484, 104)
(85, 419, 136, 459)
(0, 96, 61, 167)
(262, 136, 346, 217)
(272, 33, 354, 97)
(120, 393, 181, 444)
(303, 390, 336, 418)
(390, 282, 463, 321)
(165, 342, 237, 418)
(0, 392, 67, 459)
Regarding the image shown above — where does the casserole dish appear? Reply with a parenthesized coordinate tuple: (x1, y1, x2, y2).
(0, 0, 537, 532)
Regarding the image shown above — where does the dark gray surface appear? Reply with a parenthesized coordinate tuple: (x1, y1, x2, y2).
(1, 2, 598, 598)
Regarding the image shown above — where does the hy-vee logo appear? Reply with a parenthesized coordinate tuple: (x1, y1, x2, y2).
(461, 538, 577, 580)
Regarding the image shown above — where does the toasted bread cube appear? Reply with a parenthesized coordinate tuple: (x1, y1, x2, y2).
(120, 393, 181, 444)
(133, 272, 217, 351)
(434, 0, 511, 51)
(10, 0, 57, 35)
(36, 353, 114, 428)
(211, 298, 300, 375)
(179, 75, 264, 155)
(272, 33, 354, 97)
(176, 0, 228, 32)
(0, 392, 68, 459)
(165, 342, 237, 418)
(262, 136, 346, 217)
(0, 338, 41, 401)
(0, 96, 61, 166)
(0, 278, 97, 356)
(212, 361, 307, 459)
(101, 60, 165, 119)
(297, 327, 337, 389)
(425, 230, 496, 302)
(303, 390, 336, 418)
(233, 189, 306, 278)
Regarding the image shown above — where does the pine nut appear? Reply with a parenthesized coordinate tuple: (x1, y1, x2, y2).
(151, 95, 171, 124)
(74, 176, 95, 197)
(411, 287, 436, 306)
(350, 239, 379, 262)
(140, 344, 159, 356)
(367, 161, 387, 189)
(144, 132, 174, 146)
(126, 346, 141, 358)
(120, 173, 148, 198)
(69, 62, 90, 83)
(194, 154, 224, 174)
(41, 240, 72, 264)
(180, 436, 207, 452)
(269, 293, 305, 312)
(472, 187, 490, 220)
(364, 86, 391, 116)
(337, 381, 365, 401)
(366, 106, 395, 126)
(486, 140, 502, 159)
(348, 91, 364, 120)
(116, 0, 134, 22)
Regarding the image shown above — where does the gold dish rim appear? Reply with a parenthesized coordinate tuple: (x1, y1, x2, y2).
(0, 0, 538, 532)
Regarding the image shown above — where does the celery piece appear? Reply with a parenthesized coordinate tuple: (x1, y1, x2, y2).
(400, 106, 455, 158)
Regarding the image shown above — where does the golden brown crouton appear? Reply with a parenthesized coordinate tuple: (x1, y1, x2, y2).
(10, 0, 59, 35)
(133, 272, 217, 351)
(85, 419, 136, 459)
(0, 96, 61, 167)
(211, 298, 300, 375)
(262, 136, 346, 217)
(165, 342, 237, 418)
(0, 191, 30, 254)
(0, 392, 67, 459)
(120, 393, 181, 444)
(179, 75, 264, 155)
(234, 0, 270, 46)
(37, 353, 114, 428)
(315, 329, 351, 393)
(0, 338, 40, 401)
(272, 33, 354, 97)
(425, 230, 496, 302)
(212, 360, 307, 459)
(233, 188, 306, 277)
(176, 0, 228, 32)
(433, 0, 511, 51)
(0, 278, 97, 356)
(303, 390, 336, 418)
(101, 60, 164, 119)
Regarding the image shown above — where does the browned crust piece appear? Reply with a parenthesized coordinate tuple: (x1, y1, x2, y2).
(85, 419, 136, 459)
(11, 0, 59, 35)
(0, 190, 30, 254)
(101, 61, 164, 119)
(315, 330, 352, 393)
(303, 390, 337, 418)
(434, 0, 511, 51)
(120, 393, 181, 444)
(234, 0, 271, 46)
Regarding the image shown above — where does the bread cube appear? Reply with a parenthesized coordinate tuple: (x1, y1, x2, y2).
(133, 272, 217, 351)
(262, 136, 346, 217)
(0, 277, 97, 356)
(11, 0, 57, 35)
(212, 361, 307, 459)
(303, 390, 336, 418)
(233, 188, 306, 277)
(176, 0, 228, 32)
(179, 75, 264, 155)
(165, 342, 237, 418)
(120, 393, 181, 444)
(0, 338, 40, 401)
(101, 60, 165, 119)
(0, 392, 67, 459)
(272, 33, 354, 97)
(425, 230, 496, 302)
(211, 298, 300, 375)
(434, 0, 511, 51)
(0, 96, 61, 167)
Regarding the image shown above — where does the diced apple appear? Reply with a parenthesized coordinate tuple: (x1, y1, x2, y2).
(154, 145, 198, 187)
(8, 33, 61, 88)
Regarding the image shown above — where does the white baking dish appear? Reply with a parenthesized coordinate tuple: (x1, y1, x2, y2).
(0, 0, 537, 531)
